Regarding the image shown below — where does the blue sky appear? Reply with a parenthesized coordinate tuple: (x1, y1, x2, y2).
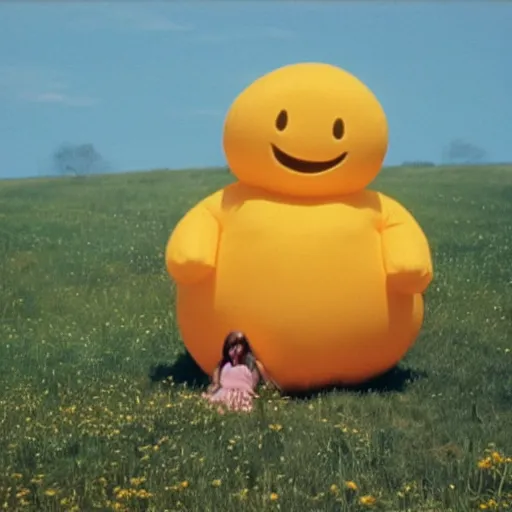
(0, 2, 510, 179)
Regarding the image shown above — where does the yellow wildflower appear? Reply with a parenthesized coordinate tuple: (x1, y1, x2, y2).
(479, 499, 498, 510)
(269, 424, 283, 432)
(180, 480, 189, 489)
(44, 489, 58, 497)
(359, 495, 377, 506)
(270, 492, 279, 501)
(135, 489, 152, 499)
(330, 484, 339, 494)
(211, 479, 222, 487)
(345, 480, 358, 491)
(115, 489, 132, 500)
(491, 451, 504, 464)
(478, 457, 492, 469)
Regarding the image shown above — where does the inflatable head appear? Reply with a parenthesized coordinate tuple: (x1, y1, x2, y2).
(223, 62, 388, 198)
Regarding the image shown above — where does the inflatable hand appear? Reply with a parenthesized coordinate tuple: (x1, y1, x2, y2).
(380, 194, 433, 295)
(165, 203, 220, 285)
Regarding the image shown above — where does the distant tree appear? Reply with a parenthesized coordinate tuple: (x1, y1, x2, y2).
(442, 139, 488, 165)
(53, 143, 109, 177)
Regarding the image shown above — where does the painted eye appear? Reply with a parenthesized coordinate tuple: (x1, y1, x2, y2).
(275, 110, 288, 131)
(333, 118, 344, 140)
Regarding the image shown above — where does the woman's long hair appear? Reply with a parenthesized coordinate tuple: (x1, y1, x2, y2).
(216, 331, 256, 371)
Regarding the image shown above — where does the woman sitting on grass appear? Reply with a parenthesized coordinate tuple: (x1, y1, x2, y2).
(202, 331, 277, 413)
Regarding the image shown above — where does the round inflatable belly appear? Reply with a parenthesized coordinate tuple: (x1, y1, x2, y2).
(175, 200, 424, 390)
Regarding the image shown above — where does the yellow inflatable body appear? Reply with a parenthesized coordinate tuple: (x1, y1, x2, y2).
(166, 63, 433, 391)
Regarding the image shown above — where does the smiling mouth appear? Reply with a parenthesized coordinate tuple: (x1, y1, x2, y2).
(271, 144, 348, 174)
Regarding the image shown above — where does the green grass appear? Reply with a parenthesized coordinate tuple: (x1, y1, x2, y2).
(1, 164, 512, 512)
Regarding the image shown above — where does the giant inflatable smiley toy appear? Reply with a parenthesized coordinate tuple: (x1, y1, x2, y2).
(165, 62, 433, 392)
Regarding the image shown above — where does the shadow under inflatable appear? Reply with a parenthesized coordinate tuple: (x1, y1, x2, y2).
(149, 351, 210, 388)
(149, 350, 427, 398)
(284, 365, 428, 401)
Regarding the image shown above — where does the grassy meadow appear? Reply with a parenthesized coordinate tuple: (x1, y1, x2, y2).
(1, 164, 512, 511)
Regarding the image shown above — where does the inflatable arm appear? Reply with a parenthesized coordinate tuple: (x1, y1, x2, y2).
(379, 194, 433, 294)
(165, 201, 220, 285)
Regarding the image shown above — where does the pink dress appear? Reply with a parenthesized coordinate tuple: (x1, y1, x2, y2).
(203, 363, 259, 412)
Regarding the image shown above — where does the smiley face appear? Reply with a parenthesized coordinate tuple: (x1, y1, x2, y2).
(223, 62, 389, 197)
(271, 109, 348, 174)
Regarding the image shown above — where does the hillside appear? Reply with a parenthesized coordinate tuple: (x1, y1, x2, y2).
(0, 164, 511, 511)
